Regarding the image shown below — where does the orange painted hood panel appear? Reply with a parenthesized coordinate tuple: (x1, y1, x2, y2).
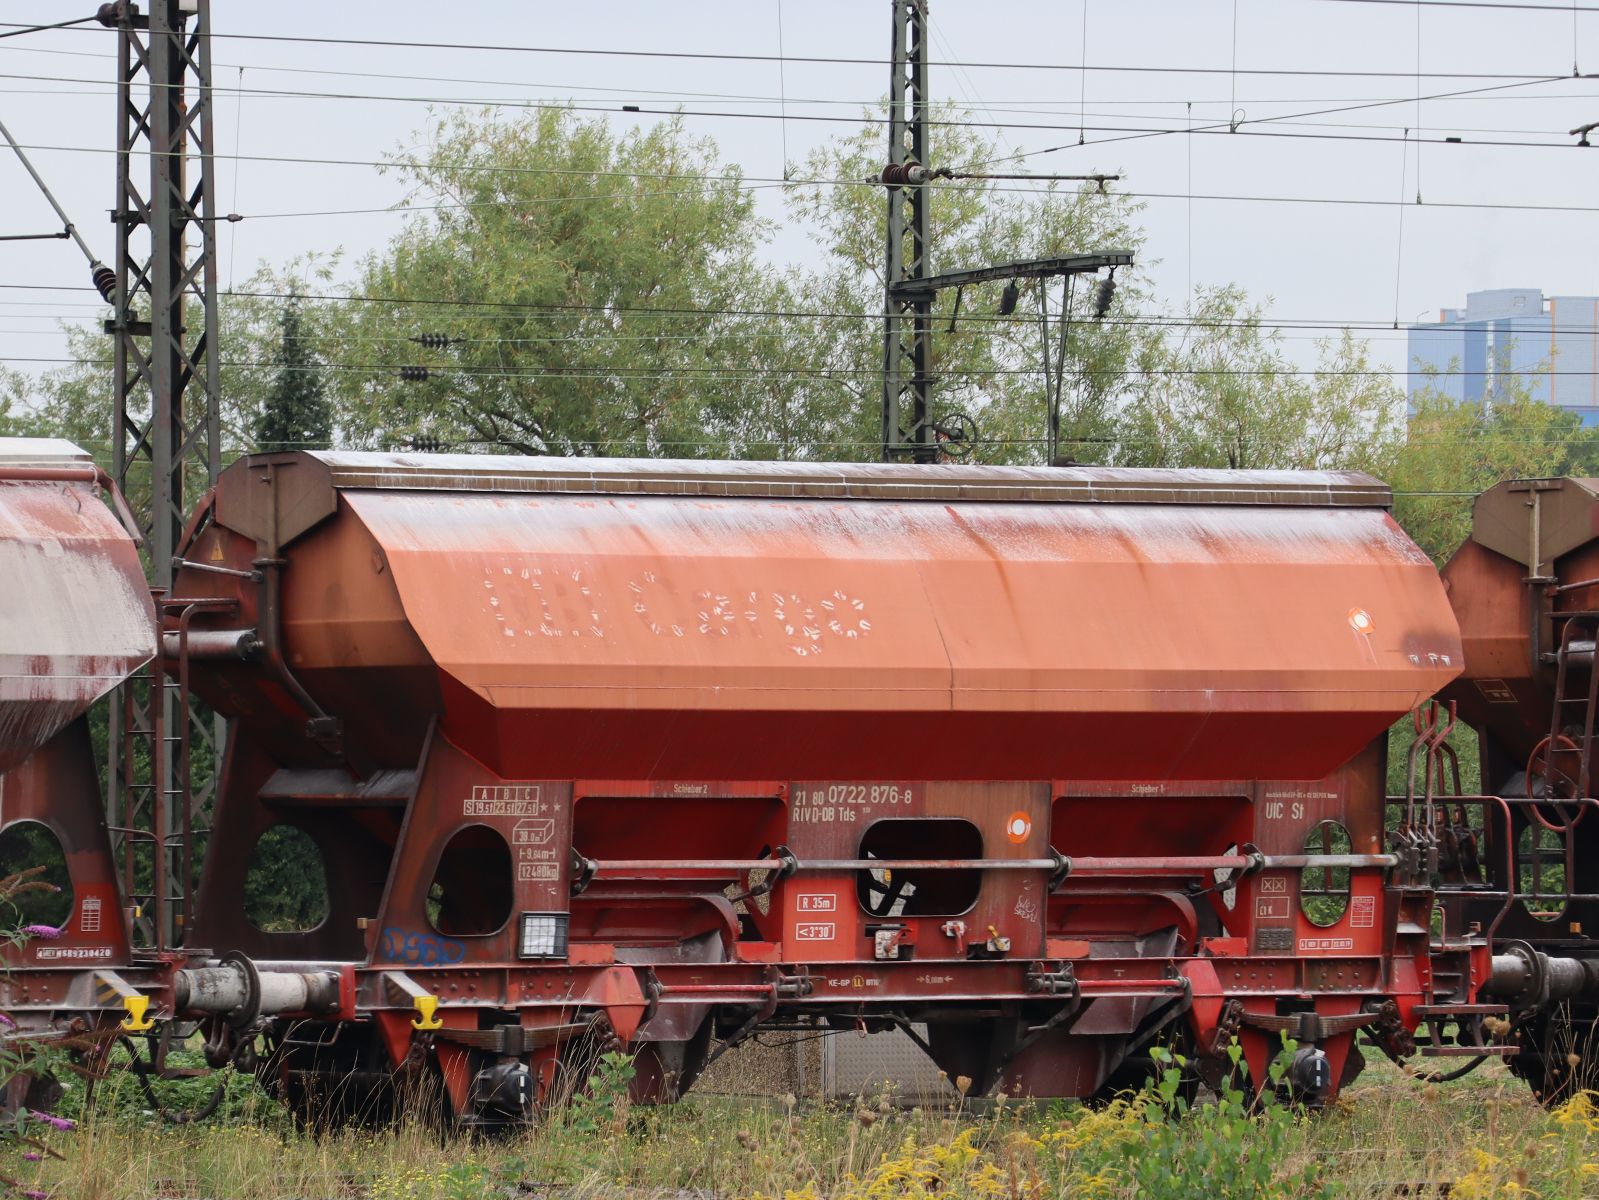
(339, 481, 1460, 781)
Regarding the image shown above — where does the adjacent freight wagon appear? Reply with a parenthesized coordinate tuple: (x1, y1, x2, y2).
(6, 442, 1597, 1126)
(161, 452, 1463, 1122)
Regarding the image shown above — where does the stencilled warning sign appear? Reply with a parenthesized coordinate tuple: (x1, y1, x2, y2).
(1475, 679, 1517, 705)
(513, 818, 554, 846)
(1300, 936, 1355, 952)
(465, 785, 545, 818)
(1349, 894, 1376, 929)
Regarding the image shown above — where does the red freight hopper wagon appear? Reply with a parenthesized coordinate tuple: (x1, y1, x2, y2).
(0, 439, 155, 1077)
(1430, 479, 1599, 1102)
(163, 451, 1468, 1124)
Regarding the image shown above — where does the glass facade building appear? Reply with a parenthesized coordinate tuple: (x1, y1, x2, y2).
(1407, 289, 1599, 425)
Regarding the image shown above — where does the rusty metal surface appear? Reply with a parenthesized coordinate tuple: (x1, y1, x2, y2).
(331, 486, 1459, 781)
(0, 719, 133, 970)
(167, 451, 1484, 1116)
(0, 439, 154, 772)
(1442, 477, 1599, 768)
(221, 449, 1396, 508)
(1468, 476, 1599, 576)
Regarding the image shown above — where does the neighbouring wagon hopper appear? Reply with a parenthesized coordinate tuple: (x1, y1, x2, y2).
(0, 439, 152, 772)
(0, 438, 153, 1005)
(168, 452, 1463, 1122)
(1430, 478, 1599, 1098)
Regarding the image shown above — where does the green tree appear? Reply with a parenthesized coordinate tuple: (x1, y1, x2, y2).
(1386, 357, 1592, 562)
(242, 826, 328, 933)
(28, 256, 342, 471)
(0, 366, 38, 437)
(1116, 288, 1403, 471)
(327, 107, 774, 457)
(24, 105, 1452, 491)
(256, 297, 331, 453)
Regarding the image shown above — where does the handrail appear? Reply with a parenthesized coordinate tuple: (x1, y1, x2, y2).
(578, 852, 1394, 875)
(0, 463, 142, 545)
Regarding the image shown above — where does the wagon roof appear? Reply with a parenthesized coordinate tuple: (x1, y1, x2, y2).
(287, 450, 1392, 508)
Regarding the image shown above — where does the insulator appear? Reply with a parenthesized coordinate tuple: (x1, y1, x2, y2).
(880, 161, 928, 187)
(1093, 275, 1117, 319)
(410, 435, 443, 453)
(997, 280, 1020, 317)
(398, 365, 430, 382)
(410, 333, 455, 350)
(90, 262, 117, 304)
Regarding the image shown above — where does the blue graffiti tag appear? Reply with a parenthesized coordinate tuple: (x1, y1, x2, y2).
(380, 927, 466, 966)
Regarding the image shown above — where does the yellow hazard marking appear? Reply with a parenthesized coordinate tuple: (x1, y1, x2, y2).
(120, 995, 153, 1032)
(411, 994, 442, 1031)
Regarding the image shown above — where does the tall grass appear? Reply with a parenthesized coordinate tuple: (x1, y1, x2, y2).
(20, 1053, 1599, 1199)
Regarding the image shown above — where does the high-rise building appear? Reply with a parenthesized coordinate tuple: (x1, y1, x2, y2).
(1407, 289, 1599, 424)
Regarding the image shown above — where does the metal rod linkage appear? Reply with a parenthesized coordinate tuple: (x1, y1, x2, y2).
(581, 852, 1394, 876)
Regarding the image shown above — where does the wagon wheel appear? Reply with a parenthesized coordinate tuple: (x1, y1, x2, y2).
(1508, 1009, 1599, 1107)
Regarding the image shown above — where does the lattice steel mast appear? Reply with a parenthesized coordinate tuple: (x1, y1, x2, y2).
(879, 0, 1131, 464)
(98, 0, 222, 945)
(880, 0, 936, 463)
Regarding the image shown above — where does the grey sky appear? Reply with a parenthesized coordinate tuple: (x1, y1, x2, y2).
(1, 0, 1596, 386)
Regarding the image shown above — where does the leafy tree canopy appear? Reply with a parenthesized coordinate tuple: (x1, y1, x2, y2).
(326, 108, 774, 457)
(1386, 359, 1599, 562)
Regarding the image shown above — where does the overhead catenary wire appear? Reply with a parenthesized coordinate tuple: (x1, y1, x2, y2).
(228, 65, 245, 289)
(9, 36, 1595, 110)
(1393, 128, 1411, 328)
(774, 0, 789, 178)
(1, 89, 1589, 156)
(1, 19, 1582, 80)
(964, 72, 1583, 168)
(1, 64, 1588, 152)
(10, 278, 1599, 341)
(0, 14, 97, 40)
(178, 187, 1599, 224)
(1415, 0, 1426, 199)
(8, 351, 1598, 381)
(8, 299, 1599, 344)
(1314, 0, 1599, 15)
(3, 76, 1589, 141)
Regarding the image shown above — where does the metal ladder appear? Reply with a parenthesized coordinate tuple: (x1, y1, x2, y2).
(1540, 615, 1599, 804)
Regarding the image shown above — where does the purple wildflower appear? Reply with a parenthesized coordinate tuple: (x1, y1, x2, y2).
(0, 1013, 14, 1028)
(23, 1191, 46, 1200)
(18, 926, 60, 942)
(20, 1153, 40, 1162)
(27, 1112, 72, 1132)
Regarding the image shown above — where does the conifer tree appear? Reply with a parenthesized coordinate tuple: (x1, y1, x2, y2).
(256, 297, 330, 453)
